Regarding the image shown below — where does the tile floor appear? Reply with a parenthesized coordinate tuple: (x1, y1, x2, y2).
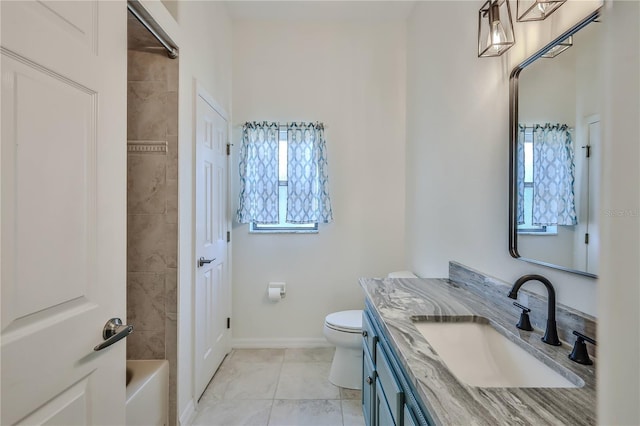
(192, 348, 365, 426)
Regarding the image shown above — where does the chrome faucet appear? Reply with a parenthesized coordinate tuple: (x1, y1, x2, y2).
(508, 274, 561, 346)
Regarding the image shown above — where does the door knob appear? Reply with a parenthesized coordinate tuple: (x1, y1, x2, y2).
(198, 257, 216, 267)
(94, 318, 133, 351)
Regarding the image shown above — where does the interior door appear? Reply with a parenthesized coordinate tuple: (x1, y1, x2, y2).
(194, 87, 230, 400)
(586, 118, 600, 275)
(1, 1, 127, 424)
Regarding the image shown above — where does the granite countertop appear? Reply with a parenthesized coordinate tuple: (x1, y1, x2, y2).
(360, 277, 596, 425)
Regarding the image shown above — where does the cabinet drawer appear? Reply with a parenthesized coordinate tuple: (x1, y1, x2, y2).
(362, 311, 377, 362)
(376, 342, 403, 424)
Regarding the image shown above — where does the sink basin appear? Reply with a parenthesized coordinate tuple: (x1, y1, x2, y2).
(413, 319, 582, 388)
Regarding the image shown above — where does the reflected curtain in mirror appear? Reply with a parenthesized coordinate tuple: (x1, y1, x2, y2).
(531, 124, 577, 226)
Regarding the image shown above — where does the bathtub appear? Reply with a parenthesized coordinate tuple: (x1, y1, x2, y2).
(126, 360, 169, 426)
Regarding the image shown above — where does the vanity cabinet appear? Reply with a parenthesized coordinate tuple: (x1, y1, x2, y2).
(362, 305, 431, 426)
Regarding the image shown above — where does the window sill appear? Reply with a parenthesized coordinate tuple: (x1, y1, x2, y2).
(249, 229, 319, 234)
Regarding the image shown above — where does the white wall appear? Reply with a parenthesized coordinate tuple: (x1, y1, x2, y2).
(231, 19, 406, 345)
(136, 1, 233, 423)
(598, 1, 640, 423)
(405, 0, 602, 316)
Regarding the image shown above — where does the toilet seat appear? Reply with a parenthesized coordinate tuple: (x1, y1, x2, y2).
(324, 310, 362, 333)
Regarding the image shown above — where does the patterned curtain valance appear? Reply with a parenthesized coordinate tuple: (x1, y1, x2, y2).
(236, 121, 333, 225)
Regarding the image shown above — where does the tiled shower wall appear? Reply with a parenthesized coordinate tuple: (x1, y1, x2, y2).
(126, 47, 178, 424)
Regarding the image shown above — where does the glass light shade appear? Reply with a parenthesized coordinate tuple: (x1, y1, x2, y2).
(517, 0, 566, 22)
(478, 0, 515, 57)
(541, 35, 573, 58)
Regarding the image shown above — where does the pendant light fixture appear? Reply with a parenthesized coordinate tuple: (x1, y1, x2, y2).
(478, 0, 515, 57)
(541, 35, 573, 58)
(517, 0, 566, 22)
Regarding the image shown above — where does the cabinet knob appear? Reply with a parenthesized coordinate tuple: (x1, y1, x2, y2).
(362, 330, 368, 338)
(366, 376, 373, 385)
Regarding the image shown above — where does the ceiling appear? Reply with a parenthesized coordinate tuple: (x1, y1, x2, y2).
(224, 1, 417, 22)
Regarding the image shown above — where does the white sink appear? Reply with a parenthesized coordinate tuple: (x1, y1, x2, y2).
(413, 320, 582, 388)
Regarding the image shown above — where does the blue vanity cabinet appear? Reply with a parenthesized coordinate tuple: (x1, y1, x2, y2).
(362, 312, 377, 362)
(363, 345, 376, 426)
(362, 311, 378, 426)
(363, 304, 432, 426)
(375, 377, 396, 426)
(376, 341, 404, 424)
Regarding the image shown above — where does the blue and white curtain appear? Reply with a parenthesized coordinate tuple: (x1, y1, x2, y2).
(531, 124, 577, 226)
(236, 122, 280, 224)
(236, 121, 333, 224)
(516, 125, 525, 225)
(287, 122, 333, 224)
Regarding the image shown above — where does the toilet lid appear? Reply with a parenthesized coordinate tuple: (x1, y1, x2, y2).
(325, 310, 362, 332)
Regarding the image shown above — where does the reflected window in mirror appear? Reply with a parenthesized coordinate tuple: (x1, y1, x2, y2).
(517, 127, 558, 235)
(516, 123, 576, 235)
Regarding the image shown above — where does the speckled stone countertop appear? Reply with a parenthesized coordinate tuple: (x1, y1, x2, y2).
(360, 276, 596, 425)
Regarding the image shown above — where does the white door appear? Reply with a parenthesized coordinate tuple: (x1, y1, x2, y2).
(1, 1, 127, 425)
(194, 87, 231, 400)
(586, 118, 600, 275)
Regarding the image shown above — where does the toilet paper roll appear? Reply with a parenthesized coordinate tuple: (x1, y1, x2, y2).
(268, 287, 282, 302)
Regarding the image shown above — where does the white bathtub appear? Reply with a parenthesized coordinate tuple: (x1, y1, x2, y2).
(126, 360, 169, 426)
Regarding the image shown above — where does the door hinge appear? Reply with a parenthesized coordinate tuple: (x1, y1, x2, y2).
(227, 231, 231, 243)
(226, 143, 231, 156)
(585, 233, 590, 244)
(227, 317, 231, 329)
(582, 145, 591, 158)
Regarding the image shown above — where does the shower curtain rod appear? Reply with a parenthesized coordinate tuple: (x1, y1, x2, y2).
(127, 0, 178, 59)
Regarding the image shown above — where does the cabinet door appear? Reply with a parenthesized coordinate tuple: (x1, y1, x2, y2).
(362, 311, 378, 362)
(363, 349, 376, 426)
(376, 378, 396, 426)
(376, 342, 404, 424)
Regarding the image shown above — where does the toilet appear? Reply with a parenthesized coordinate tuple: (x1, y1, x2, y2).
(323, 310, 363, 389)
(324, 271, 417, 389)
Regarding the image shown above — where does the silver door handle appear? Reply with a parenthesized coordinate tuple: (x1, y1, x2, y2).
(198, 257, 216, 267)
(94, 318, 134, 351)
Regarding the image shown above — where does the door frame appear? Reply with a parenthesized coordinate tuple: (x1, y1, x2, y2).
(192, 79, 232, 404)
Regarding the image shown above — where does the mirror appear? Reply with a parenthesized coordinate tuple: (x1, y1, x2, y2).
(509, 10, 601, 278)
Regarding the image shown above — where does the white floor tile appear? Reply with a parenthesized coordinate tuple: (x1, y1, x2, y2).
(275, 362, 341, 400)
(231, 348, 285, 363)
(268, 400, 343, 426)
(204, 361, 282, 400)
(341, 400, 365, 426)
(283, 347, 335, 363)
(192, 399, 272, 426)
(195, 347, 366, 426)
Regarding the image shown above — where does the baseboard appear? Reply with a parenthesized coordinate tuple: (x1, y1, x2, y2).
(179, 399, 196, 426)
(232, 337, 333, 349)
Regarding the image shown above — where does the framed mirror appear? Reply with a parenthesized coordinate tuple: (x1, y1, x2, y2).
(509, 9, 601, 278)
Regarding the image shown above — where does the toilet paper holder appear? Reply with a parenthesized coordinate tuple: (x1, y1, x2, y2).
(268, 282, 286, 300)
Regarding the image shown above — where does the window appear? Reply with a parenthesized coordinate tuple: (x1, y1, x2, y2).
(518, 128, 557, 235)
(250, 127, 318, 233)
(236, 121, 333, 232)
